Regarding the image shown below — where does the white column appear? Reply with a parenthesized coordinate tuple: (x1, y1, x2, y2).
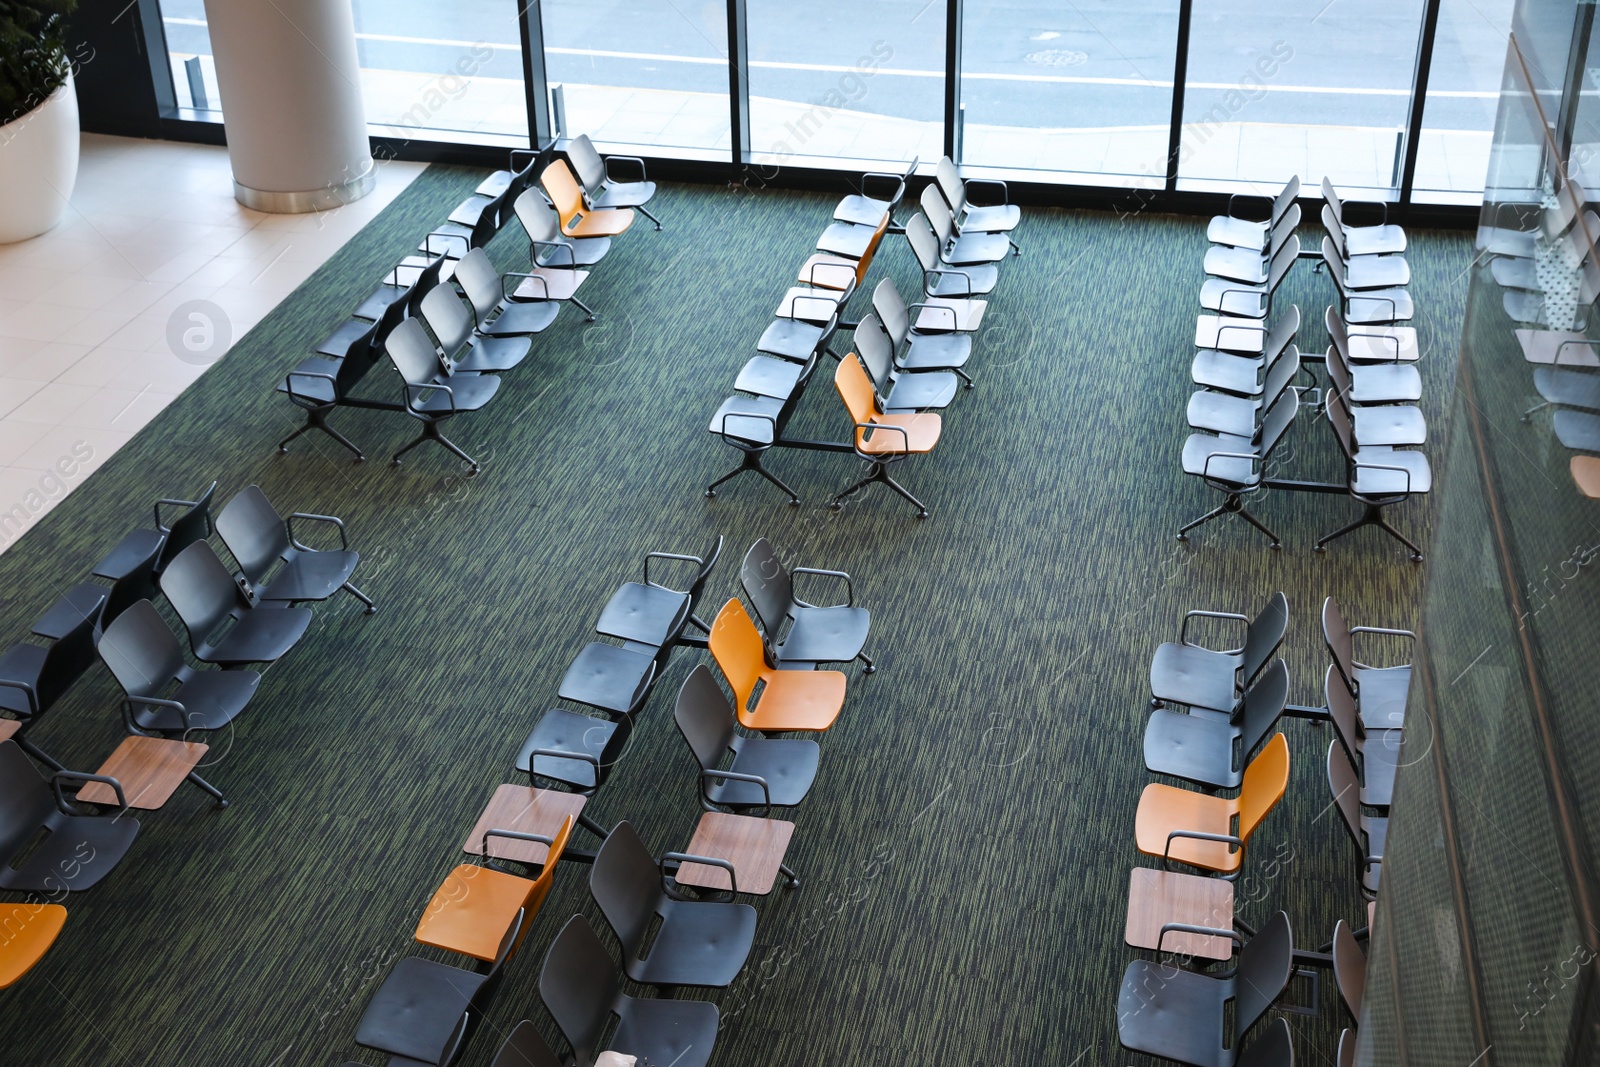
(203, 0, 374, 212)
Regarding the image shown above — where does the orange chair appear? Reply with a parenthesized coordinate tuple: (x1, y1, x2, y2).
(708, 599, 845, 733)
(541, 159, 634, 239)
(1573, 455, 1600, 498)
(833, 354, 942, 517)
(0, 902, 67, 989)
(1134, 733, 1289, 876)
(417, 814, 575, 962)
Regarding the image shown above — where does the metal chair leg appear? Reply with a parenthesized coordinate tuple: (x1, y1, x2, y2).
(1315, 503, 1423, 562)
(830, 464, 928, 518)
(856, 648, 876, 674)
(638, 205, 663, 231)
(392, 422, 480, 473)
(1178, 494, 1278, 547)
(1521, 399, 1549, 422)
(342, 581, 377, 615)
(280, 409, 364, 461)
(955, 367, 975, 389)
(187, 771, 228, 809)
(706, 450, 799, 505)
(573, 296, 597, 322)
(1008, 235, 1022, 256)
(17, 736, 64, 773)
(779, 862, 800, 889)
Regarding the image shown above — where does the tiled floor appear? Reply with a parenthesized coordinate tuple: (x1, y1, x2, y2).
(0, 134, 424, 554)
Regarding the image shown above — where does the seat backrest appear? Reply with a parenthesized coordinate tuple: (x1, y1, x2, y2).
(675, 664, 738, 771)
(332, 326, 384, 398)
(1320, 235, 1349, 290)
(1237, 732, 1290, 841)
(1321, 202, 1350, 260)
(1239, 658, 1289, 757)
(1260, 343, 1300, 410)
(935, 156, 968, 214)
(1324, 664, 1361, 758)
(454, 248, 504, 324)
(590, 820, 662, 961)
(1324, 337, 1354, 402)
(1322, 595, 1357, 695)
(215, 485, 291, 587)
(1321, 177, 1345, 223)
(539, 914, 622, 1067)
(420, 284, 475, 359)
(160, 541, 245, 644)
(1324, 384, 1358, 461)
(1333, 919, 1366, 1019)
(157, 482, 218, 574)
(1338, 1027, 1355, 1067)
(371, 286, 411, 347)
(405, 254, 448, 319)
(853, 211, 892, 281)
(685, 535, 725, 611)
(519, 814, 574, 931)
(32, 591, 105, 715)
(541, 160, 586, 227)
(0, 742, 54, 863)
(708, 598, 766, 709)
(872, 278, 911, 346)
(920, 184, 956, 245)
(1327, 739, 1366, 847)
(1241, 591, 1289, 681)
(1256, 386, 1298, 462)
(1546, 177, 1586, 242)
(98, 599, 185, 700)
(491, 1020, 564, 1067)
(740, 537, 794, 635)
(1271, 176, 1301, 225)
(835, 354, 882, 426)
(1265, 234, 1299, 294)
(1579, 249, 1600, 306)
(568, 134, 607, 194)
(1238, 1019, 1294, 1067)
(1235, 910, 1294, 1038)
(854, 313, 897, 398)
(387, 318, 443, 389)
(1263, 304, 1300, 365)
(514, 187, 563, 246)
(905, 212, 940, 274)
(1267, 203, 1300, 257)
(102, 538, 161, 626)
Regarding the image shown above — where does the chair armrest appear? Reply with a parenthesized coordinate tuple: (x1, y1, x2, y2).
(502, 270, 551, 301)
(662, 851, 739, 896)
(783, 293, 843, 322)
(854, 421, 911, 457)
(963, 176, 1009, 207)
(714, 410, 777, 448)
(508, 148, 539, 173)
(1554, 339, 1600, 366)
(923, 266, 975, 298)
(403, 380, 457, 414)
(1199, 449, 1262, 490)
(287, 512, 349, 551)
(906, 301, 958, 332)
(124, 694, 198, 732)
(53, 770, 127, 815)
(856, 169, 907, 208)
(153, 496, 202, 533)
(1351, 458, 1414, 495)
(1213, 321, 1267, 349)
(1345, 331, 1402, 362)
(0, 678, 39, 714)
(284, 368, 339, 403)
(1156, 922, 1242, 953)
(526, 747, 600, 769)
(1224, 190, 1271, 222)
(790, 567, 854, 608)
(642, 550, 706, 591)
(1347, 292, 1399, 320)
(1179, 609, 1248, 650)
(1348, 626, 1416, 669)
(603, 154, 648, 183)
(1163, 828, 1243, 868)
(420, 230, 468, 257)
(481, 827, 556, 866)
(531, 237, 579, 269)
(699, 768, 772, 814)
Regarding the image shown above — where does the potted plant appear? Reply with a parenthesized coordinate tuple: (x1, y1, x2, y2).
(0, 0, 81, 243)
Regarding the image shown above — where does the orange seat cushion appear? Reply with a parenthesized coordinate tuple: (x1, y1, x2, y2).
(415, 864, 537, 962)
(0, 903, 67, 989)
(1134, 783, 1242, 873)
(742, 669, 847, 733)
(857, 414, 941, 456)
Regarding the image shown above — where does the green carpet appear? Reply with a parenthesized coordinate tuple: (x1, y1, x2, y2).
(0, 165, 1472, 1066)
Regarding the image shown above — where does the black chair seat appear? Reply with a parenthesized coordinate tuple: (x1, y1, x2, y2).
(597, 583, 690, 648)
(449, 194, 495, 227)
(927, 264, 997, 297)
(516, 709, 617, 790)
(902, 332, 971, 367)
(558, 643, 655, 717)
(258, 551, 360, 603)
(483, 300, 560, 337)
(964, 203, 1022, 231)
(540, 237, 610, 268)
(1117, 960, 1232, 1067)
(591, 181, 657, 210)
(708, 396, 782, 448)
(835, 194, 890, 227)
(1143, 709, 1244, 789)
(757, 318, 826, 361)
(630, 901, 757, 987)
(611, 996, 718, 1067)
(356, 957, 488, 1064)
(197, 606, 312, 667)
(945, 232, 1010, 265)
(816, 221, 876, 259)
(1354, 666, 1410, 729)
(317, 317, 375, 359)
(355, 283, 406, 321)
(452, 336, 531, 374)
(735, 356, 804, 401)
(135, 670, 261, 733)
(883, 371, 957, 412)
(717, 737, 820, 807)
(1150, 642, 1239, 715)
(775, 606, 870, 667)
(1361, 730, 1401, 807)
(0, 808, 140, 892)
(275, 357, 342, 405)
(93, 528, 166, 582)
(410, 375, 501, 415)
(0, 644, 45, 716)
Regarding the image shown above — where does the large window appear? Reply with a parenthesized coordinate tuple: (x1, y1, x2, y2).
(1180, 0, 1426, 192)
(746, 0, 944, 168)
(157, 0, 221, 115)
(960, 0, 1178, 183)
(542, 0, 729, 155)
(1413, 0, 1519, 201)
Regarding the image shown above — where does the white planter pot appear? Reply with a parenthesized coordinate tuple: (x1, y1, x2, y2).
(0, 69, 80, 244)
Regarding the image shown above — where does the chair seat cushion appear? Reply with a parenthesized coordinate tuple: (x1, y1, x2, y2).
(709, 396, 783, 447)
(1204, 244, 1268, 284)
(963, 203, 1021, 232)
(512, 268, 590, 303)
(1347, 288, 1414, 324)
(756, 318, 825, 360)
(356, 957, 488, 1063)
(1199, 277, 1268, 318)
(629, 900, 757, 986)
(1181, 432, 1259, 488)
(1354, 665, 1411, 730)
(884, 371, 957, 413)
(1351, 404, 1426, 447)
(597, 583, 690, 648)
(1187, 391, 1259, 438)
(1191, 349, 1265, 396)
(0, 810, 140, 892)
(743, 670, 846, 732)
(816, 221, 875, 259)
(558, 642, 655, 716)
(1134, 782, 1241, 873)
(276, 357, 343, 405)
(138, 670, 260, 733)
(93, 527, 166, 581)
(946, 231, 1010, 265)
(735, 356, 804, 401)
(1150, 641, 1239, 714)
(901, 332, 971, 369)
(0, 903, 66, 989)
(776, 606, 870, 666)
(1116, 960, 1231, 1067)
(1345, 224, 1407, 256)
(1343, 254, 1410, 290)
(202, 606, 312, 666)
(317, 317, 377, 359)
(453, 336, 531, 374)
(259, 550, 360, 603)
(1348, 363, 1422, 403)
(926, 264, 997, 297)
(1207, 214, 1270, 250)
(0, 644, 46, 716)
(1360, 729, 1401, 807)
(409, 374, 501, 414)
(482, 300, 560, 337)
(1350, 448, 1431, 498)
(515, 709, 618, 790)
(1143, 709, 1241, 788)
(857, 413, 940, 455)
(834, 194, 891, 227)
(591, 180, 657, 209)
(612, 996, 719, 1067)
(720, 737, 821, 807)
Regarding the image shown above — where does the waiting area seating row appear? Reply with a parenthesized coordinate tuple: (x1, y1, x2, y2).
(1182, 176, 1430, 560)
(0, 481, 373, 987)
(706, 157, 1021, 518)
(1118, 592, 1410, 1064)
(332, 537, 876, 1067)
(279, 137, 658, 472)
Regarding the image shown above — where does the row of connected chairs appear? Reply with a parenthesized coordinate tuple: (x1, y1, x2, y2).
(706, 157, 1019, 517)
(0, 482, 371, 990)
(337, 537, 874, 1066)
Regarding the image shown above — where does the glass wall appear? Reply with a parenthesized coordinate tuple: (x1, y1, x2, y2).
(542, 0, 730, 155)
(745, 0, 944, 168)
(157, 0, 220, 115)
(1180, 0, 1424, 192)
(959, 0, 1178, 183)
(1412, 0, 1520, 201)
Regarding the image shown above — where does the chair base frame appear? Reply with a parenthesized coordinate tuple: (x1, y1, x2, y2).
(1315, 502, 1424, 562)
(392, 421, 483, 474)
(1177, 492, 1279, 548)
(830, 461, 929, 519)
(278, 408, 366, 462)
(706, 449, 800, 506)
